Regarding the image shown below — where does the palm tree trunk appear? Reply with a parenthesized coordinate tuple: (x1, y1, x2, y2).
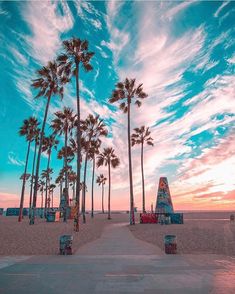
(30, 93, 51, 225)
(82, 152, 88, 223)
(108, 162, 111, 220)
(64, 127, 69, 222)
(40, 190, 43, 218)
(18, 141, 31, 222)
(74, 61, 81, 232)
(73, 184, 75, 204)
(44, 150, 51, 218)
(29, 140, 37, 219)
(52, 191, 54, 208)
(141, 142, 145, 213)
(60, 182, 62, 204)
(102, 183, 104, 214)
(127, 101, 135, 225)
(91, 156, 95, 218)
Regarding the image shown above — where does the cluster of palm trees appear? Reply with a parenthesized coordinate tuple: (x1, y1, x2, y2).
(18, 37, 154, 228)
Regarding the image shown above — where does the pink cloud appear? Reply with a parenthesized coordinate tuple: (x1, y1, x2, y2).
(194, 189, 235, 202)
(181, 132, 235, 180)
(174, 182, 216, 198)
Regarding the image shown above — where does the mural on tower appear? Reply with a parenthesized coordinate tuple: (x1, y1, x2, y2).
(155, 177, 174, 214)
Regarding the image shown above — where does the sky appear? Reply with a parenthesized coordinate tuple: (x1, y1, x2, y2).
(0, 0, 234, 211)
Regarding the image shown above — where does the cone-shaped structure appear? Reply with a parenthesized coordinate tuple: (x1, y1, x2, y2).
(155, 177, 174, 213)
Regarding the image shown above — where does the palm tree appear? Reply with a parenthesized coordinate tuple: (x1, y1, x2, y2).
(55, 168, 65, 208)
(20, 173, 31, 181)
(20, 174, 31, 212)
(96, 174, 107, 214)
(97, 148, 120, 220)
(41, 168, 53, 211)
(49, 183, 56, 208)
(57, 146, 75, 163)
(38, 179, 45, 218)
(18, 117, 39, 222)
(57, 38, 94, 231)
(109, 78, 148, 225)
(28, 122, 40, 219)
(88, 140, 101, 218)
(68, 170, 76, 205)
(51, 107, 75, 222)
(42, 135, 58, 217)
(81, 114, 108, 223)
(131, 126, 154, 213)
(30, 61, 67, 225)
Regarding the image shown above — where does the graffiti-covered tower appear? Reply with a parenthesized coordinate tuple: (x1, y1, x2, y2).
(155, 177, 174, 213)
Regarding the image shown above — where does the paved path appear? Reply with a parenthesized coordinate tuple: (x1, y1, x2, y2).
(76, 222, 163, 256)
(0, 223, 235, 293)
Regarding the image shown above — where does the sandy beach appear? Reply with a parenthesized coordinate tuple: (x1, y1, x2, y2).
(130, 211, 235, 256)
(1, 212, 235, 256)
(0, 213, 129, 255)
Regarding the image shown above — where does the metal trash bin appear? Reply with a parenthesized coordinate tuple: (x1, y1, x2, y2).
(59, 235, 73, 255)
(230, 214, 234, 222)
(164, 235, 177, 254)
(165, 216, 171, 225)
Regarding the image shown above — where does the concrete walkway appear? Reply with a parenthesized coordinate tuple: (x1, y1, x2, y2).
(76, 222, 163, 256)
(0, 223, 235, 293)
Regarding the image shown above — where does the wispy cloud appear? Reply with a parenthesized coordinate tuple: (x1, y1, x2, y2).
(214, 1, 230, 18)
(180, 131, 235, 180)
(163, 1, 195, 21)
(8, 152, 25, 166)
(75, 1, 102, 30)
(0, 2, 10, 17)
(10, 47, 28, 65)
(22, 1, 74, 64)
(104, 1, 130, 67)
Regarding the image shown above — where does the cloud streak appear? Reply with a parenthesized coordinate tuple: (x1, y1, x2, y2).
(22, 1, 74, 64)
(8, 152, 25, 167)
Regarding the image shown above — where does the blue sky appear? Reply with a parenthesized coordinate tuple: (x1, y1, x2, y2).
(0, 1, 234, 210)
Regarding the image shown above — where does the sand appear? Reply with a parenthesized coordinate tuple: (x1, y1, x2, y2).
(0, 213, 129, 255)
(130, 212, 235, 256)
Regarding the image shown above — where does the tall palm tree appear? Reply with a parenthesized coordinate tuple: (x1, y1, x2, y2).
(109, 78, 148, 225)
(41, 168, 53, 211)
(51, 107, 75, 221)
(20, 174, 31, 213)
(131, 126, 154, 213)
(97, 148, 120, 220)
(20, 173, 31, 181)
(96, 174, 107, 214)
(57, 146, 75, 162)
(88, 139, 101, 218)
(42, 135, 58, 217)
(68, 170, 76, 205)
(18, 117, 39, 222)
(55, 168, 65, 209)
(81, 114, 108, 223)
(28, 122, 40, 219)
(38, 179, 45, 218)
(57, 38, 94, 231)
(49, 183, 56, 208)
(30, 61, 67, 225)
